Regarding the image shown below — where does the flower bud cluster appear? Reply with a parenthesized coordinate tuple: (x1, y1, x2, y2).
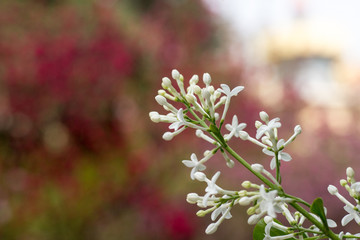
(328, 167, 360, 226)
(149, 69, 245, 142)
(186, 171, 238, 234)
(264, 206, 337, 239)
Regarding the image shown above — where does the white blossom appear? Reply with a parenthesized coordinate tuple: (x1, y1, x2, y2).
(218, 84, 244, 121)
(211, 203, 232, 221)
(182, 153, 206, 180)
(262, 140, 292, 170)
(342, 205, 360, 226)
(224, 115, 247, 140)
(256, 118, 281, 139)
(218, 84, 244, 98)
(203, 171, 221, 207)
(258, 185, 280, 218)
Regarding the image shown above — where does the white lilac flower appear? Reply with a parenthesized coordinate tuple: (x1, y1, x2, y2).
(218, 84, 244, 122)
(262, 139, 292, 170)
(202, 171, 221, 207)
(218, 84, 244, 98)
(169, 108, 206, 131)
(258, 185, 280, 218)
(350, 182, 360, 196)
(211, 203, 232, 221)
(205, 203, 233, 234)
(256, 117, 281, 139)
(342, 205, 360, 226)
(182, 153, 207, 180)
(224, 115, 247, 140)
(169, 108, 189, 131)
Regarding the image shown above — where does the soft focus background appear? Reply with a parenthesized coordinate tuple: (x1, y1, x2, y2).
(0, 0, 360, 239)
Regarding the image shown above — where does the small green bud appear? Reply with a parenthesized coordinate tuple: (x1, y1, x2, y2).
(196, 210, 207, 217)
(242, 181, 252, 189)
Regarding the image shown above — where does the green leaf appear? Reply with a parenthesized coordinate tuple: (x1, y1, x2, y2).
(253, 219, 296, 240)
(310, 198, 329, 231)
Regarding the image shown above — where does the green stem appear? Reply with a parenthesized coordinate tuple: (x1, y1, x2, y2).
(283, 193, 311, 207)
(275, 150, 281, 184)
(223, 145, 276, 189)
(290, 202, 341, 240)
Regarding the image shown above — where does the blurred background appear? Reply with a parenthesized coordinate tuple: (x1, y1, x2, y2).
(0, 0, 360, 239)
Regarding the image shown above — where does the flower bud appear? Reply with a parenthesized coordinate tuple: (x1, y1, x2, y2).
(162, 132, 174, 141)
(185, 94, 196, 104)
(251, 164, 264, 173)
(155, 95, 167, 106)
(214, 90, 221, 99)
(242, 180, 252, 189)
(203, 73, 211, 85)
(195, 129, 203, 137)
(238, 190, 247, 197)
(264, 216, 273, 224)
(259, 111, 269, 123)
(226, 159, 234, 168)
(196, 210, 207, 217)
(247, 206, 257, 215)
(194, 172, 206, 182)
(340, 179, 347, 186)
(328, 185, 338, 195)
(294, 125, 302, 134)
(239, 197, 252, 206)
(247, 214, 260, 225)
(158, 89, 166, 96)
(189, 75, 199, 85)
(205, 223, 218, 234)
(347, 167, 355, 178)
(255, 121, 262, 129)
(172, 69, 180, 80)
(204, 150, 211, 156)
(162, 77, 172, 88)
(186, 193, 199, 204)
(239, 131, 249, 140)
(208, 86, 215, 94)
(194, 85, 201, 95)
(149, 111, 160, 123)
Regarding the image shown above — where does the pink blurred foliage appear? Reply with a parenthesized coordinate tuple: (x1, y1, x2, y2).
(0, 0, 231, 239)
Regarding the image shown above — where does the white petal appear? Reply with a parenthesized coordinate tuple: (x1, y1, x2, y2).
(341, 214, 353, 226)
(205, 223, 218, 234)
(190, 153, 198, 162)
(256, 126, 267, 139)
(225, 123, 233, 132)
(198, 164, 206, 171)
(230, 86, 244, 96)
(262, 148, 275, 156)
(220, 84, 230, 94)
(182, 160, 195, 168)
(211, 207, 222, 221)
(327, 219, 337, 228)
(277, 139, 285, 148)
(280, 152, 292, 161)
(270, 158, 276, 170)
